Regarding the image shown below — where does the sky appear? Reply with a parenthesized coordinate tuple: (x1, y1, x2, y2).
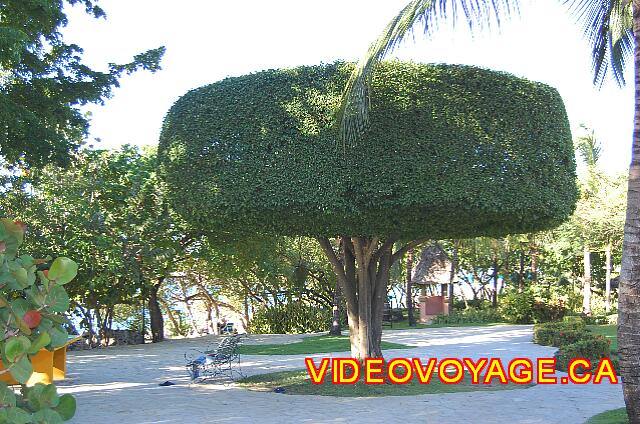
(62, 0, 635, 174)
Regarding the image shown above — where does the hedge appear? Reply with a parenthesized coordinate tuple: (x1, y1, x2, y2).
(159, 61, 577, 240)
(533, 320, 587, 346)
(250, 303, 332, 334)
(432, 307, 503, 325)
(533, 320, 614, 372)
(555, 336, 612, 372)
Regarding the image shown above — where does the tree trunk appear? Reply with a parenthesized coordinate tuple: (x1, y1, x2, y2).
(160, 299, 187, 337)
(605, 242, 612, 313)
(406, 248, 416, 327)
(95, 307, 103, 346)
(179, 280, 200, 335)
(583, 245, 592, 316)
(149, 278, 165, 343)
(449, 241, 458, 310)
(319, 236, 418, 360)
(330, 280, 342, 335)
(140, 300, 146, 340)
(619, 5, 640, 420)
(530, 238, 538, 283)
(518, 249, 525, 292)
(492, 256, 499, 308)
(243, 290, 250, 333)
(490, 239, 499, 307)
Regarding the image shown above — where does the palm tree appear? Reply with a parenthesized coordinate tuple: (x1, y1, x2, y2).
(553, 2, 639, 421)
(575, 126, 603, 317)
(339, 0, 639, 420)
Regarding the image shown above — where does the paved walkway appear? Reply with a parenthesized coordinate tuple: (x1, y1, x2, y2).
(58, 325, 624, 424)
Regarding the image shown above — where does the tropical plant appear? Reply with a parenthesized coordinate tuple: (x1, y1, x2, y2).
(0, 219, 77, 422)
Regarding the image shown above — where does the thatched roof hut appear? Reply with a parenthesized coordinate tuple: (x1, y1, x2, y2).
(411, 244, 452, 286)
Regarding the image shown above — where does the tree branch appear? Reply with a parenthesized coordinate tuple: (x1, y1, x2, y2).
(318, 237, 357, 313)
(372, 236, 399, 263)
(391, 238, 430, 264)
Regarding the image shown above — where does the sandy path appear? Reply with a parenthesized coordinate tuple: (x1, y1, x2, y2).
(57, 325, 624, 424)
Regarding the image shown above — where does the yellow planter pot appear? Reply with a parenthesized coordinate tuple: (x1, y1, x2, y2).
(0, 336, 82, 386)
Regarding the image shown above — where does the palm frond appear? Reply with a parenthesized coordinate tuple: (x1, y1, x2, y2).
(563, 0, 633, 86)
(575, 125, 601, 167)
(337, 0, 520, 148)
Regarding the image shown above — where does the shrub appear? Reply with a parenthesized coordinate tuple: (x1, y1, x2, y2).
(0, 219, 77, 422)
(583, 314, 611, 325)
(391, 309, 404, 322)
(250, 303, 332, 334)
(499, 289, 567, 324)
(499, 290, 535, 323)
(534, 319, 616, 373)
(432, 307, 502, 325)
(563, 315, 585, 325)
(532, 299, 567, 323)
(533, 320, 587, 346)
(554, 335, 611, 372)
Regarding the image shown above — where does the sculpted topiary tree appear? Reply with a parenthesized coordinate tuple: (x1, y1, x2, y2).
(158, 61, 578, 359)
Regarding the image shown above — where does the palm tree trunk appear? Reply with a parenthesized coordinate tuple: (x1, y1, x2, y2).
(619, 4, 640, 421)
(583, 245, 592, 316)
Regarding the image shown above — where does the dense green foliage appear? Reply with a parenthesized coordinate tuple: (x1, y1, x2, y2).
(555, 336, 612, 371)
(431, 307, 503, 325)
(1, 146, 196, 343)
(250, 303, 332, 334)
(431, 290, 566, 325)
(1, 146, 343, 340)
(0, 0, 164, 168)
(498, 289, 567, 324)
(159, 61, 577, 240)
(0, 220, 76, 422)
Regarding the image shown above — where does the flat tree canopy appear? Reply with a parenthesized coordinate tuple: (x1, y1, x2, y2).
(158, 61, 577, 240)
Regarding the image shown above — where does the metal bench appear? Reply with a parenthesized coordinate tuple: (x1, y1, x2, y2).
(184, 334, 245, 383)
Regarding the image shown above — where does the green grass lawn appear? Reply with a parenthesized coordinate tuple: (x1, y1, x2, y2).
(237, 369, 534, 397)
(587, 324, 618, 353)
(238, 335, 408, 355)
(585, 408, 628, 424)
